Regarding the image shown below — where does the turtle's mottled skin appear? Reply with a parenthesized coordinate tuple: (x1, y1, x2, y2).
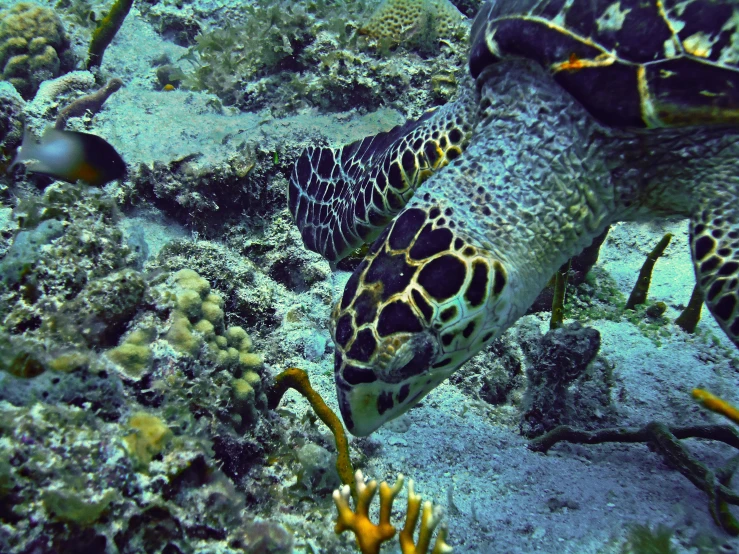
(290, 0, 739, 436)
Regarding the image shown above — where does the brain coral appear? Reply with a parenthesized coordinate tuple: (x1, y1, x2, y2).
(360, 0, 466, 45)
(0, 2, 74, 99)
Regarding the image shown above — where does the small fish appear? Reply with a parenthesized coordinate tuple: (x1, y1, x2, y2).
(10, 127, 126, 186)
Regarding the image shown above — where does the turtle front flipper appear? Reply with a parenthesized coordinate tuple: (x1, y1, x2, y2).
(289, 89, 478, 262)
(690, 195, 739, 347)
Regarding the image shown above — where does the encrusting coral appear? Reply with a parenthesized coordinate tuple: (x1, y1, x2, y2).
(360, 0, 466, 46)
(123, 411, 173, 469)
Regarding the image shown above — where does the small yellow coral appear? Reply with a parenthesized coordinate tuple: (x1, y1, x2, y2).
(166, 311, 201, 355)
(193, 318, 216, 340)
(333, 470, 453, 554)
(123, 412, 172, 469)
(107, 327, 155, 378)
(239, 351, 263, 370)
(693, 388, 739, 425)
(232, 377, 255, 403)
(175, 288, 202, 319)
(242, 370, 261, 388)
(107, 342, 151, 378)
(201, 300, 224, 325)
(174, 268, 210, 296)
(127, 327, 155, 345)
(204, 292, 224, 307)
(225, 325, 250, 348)
(48, 351, 88, 373)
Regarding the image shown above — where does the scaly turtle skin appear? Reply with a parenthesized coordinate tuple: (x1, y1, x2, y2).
(290, 0, 739, 436)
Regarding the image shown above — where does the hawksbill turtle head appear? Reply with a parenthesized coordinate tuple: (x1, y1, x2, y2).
(331, 205, 512, 436)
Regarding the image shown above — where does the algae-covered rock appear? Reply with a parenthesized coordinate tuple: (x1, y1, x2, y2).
(296, 443, 341, 493)
(0, 219, 64, 285)
(52, 269, 147, 348)
(42, 488, 116, 526)
(239, 520, 294, 554)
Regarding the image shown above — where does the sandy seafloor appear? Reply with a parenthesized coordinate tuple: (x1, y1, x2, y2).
(1, 1, 739, 553)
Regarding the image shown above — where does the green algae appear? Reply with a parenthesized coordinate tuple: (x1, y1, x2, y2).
(42, 488, 117, 526)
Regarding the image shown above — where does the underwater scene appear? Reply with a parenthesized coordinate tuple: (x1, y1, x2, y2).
(0, 0, 738, 552)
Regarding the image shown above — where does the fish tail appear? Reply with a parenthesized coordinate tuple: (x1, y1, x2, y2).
(7, 125, 36, 173)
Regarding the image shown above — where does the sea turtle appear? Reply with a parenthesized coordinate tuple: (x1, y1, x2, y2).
(289, 0, 739, 436)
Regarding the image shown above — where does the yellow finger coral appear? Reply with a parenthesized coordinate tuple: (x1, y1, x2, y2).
(693, 388, 739, 425)
(333, 470, 452, 554)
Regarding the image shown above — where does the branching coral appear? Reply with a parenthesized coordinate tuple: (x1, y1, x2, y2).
(529, 419, 739, 534)
(625, 233, 672, 310)
(86, 0, 133, 69)
(267, 366, 355, 496)
(334, 470, 452, 554)
(267, 367, 452, 553)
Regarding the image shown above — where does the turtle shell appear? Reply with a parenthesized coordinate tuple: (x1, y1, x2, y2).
(469, 0, 739, 128)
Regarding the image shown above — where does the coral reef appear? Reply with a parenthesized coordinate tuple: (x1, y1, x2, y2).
(0, 400, 291, 553)
(179, 0, 468, 116)
(0, 2, 75, 100)
(129, 149, 276, 225)
(0, 183, 138, 381)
